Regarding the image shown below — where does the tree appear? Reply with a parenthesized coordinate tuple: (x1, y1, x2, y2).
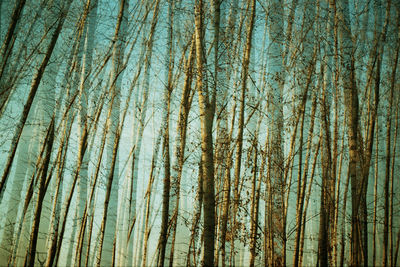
(194, 0, 216, 265)
(1, 1, 399, 267)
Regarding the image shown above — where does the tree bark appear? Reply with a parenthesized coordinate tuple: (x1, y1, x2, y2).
(158, 1, 174, 265)
(194, 1, 216, 265)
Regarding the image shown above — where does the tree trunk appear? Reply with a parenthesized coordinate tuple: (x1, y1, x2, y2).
(194, 1, 216, 265)
(319, 59, 333, 267)
(158, 1, 174, 265)
(230, 1, 255, 265)
(383, 5, 397, 266)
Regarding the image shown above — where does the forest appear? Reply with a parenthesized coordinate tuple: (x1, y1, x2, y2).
(0, 0, 399, 266)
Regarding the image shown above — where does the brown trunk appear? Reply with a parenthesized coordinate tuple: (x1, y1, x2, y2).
(383, 6, 397, 266)
(158, 94, 172, 267)
(319, 61, 333, 267)
(158, 0, 174, 265)
(372, 116, 379, 266)
(339, 128, 350, 267)
(209, 1, 220, 263)
(389, 100, 399, 267)
(194, 1, 216, 265)
(335, 118, 346, 267)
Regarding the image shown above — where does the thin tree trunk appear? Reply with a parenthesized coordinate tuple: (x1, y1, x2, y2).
(372, 115, 379, 266)
(158, 76, 172, 267)
(389, 99, 399, 267)
(230, 2, 255, 265)
(383, 6, 397, 266)
(339, 172, 350, 267)
(158, 1, 174, 265)
(207, 2, 220, 265)
(194, 1, 216, 265)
